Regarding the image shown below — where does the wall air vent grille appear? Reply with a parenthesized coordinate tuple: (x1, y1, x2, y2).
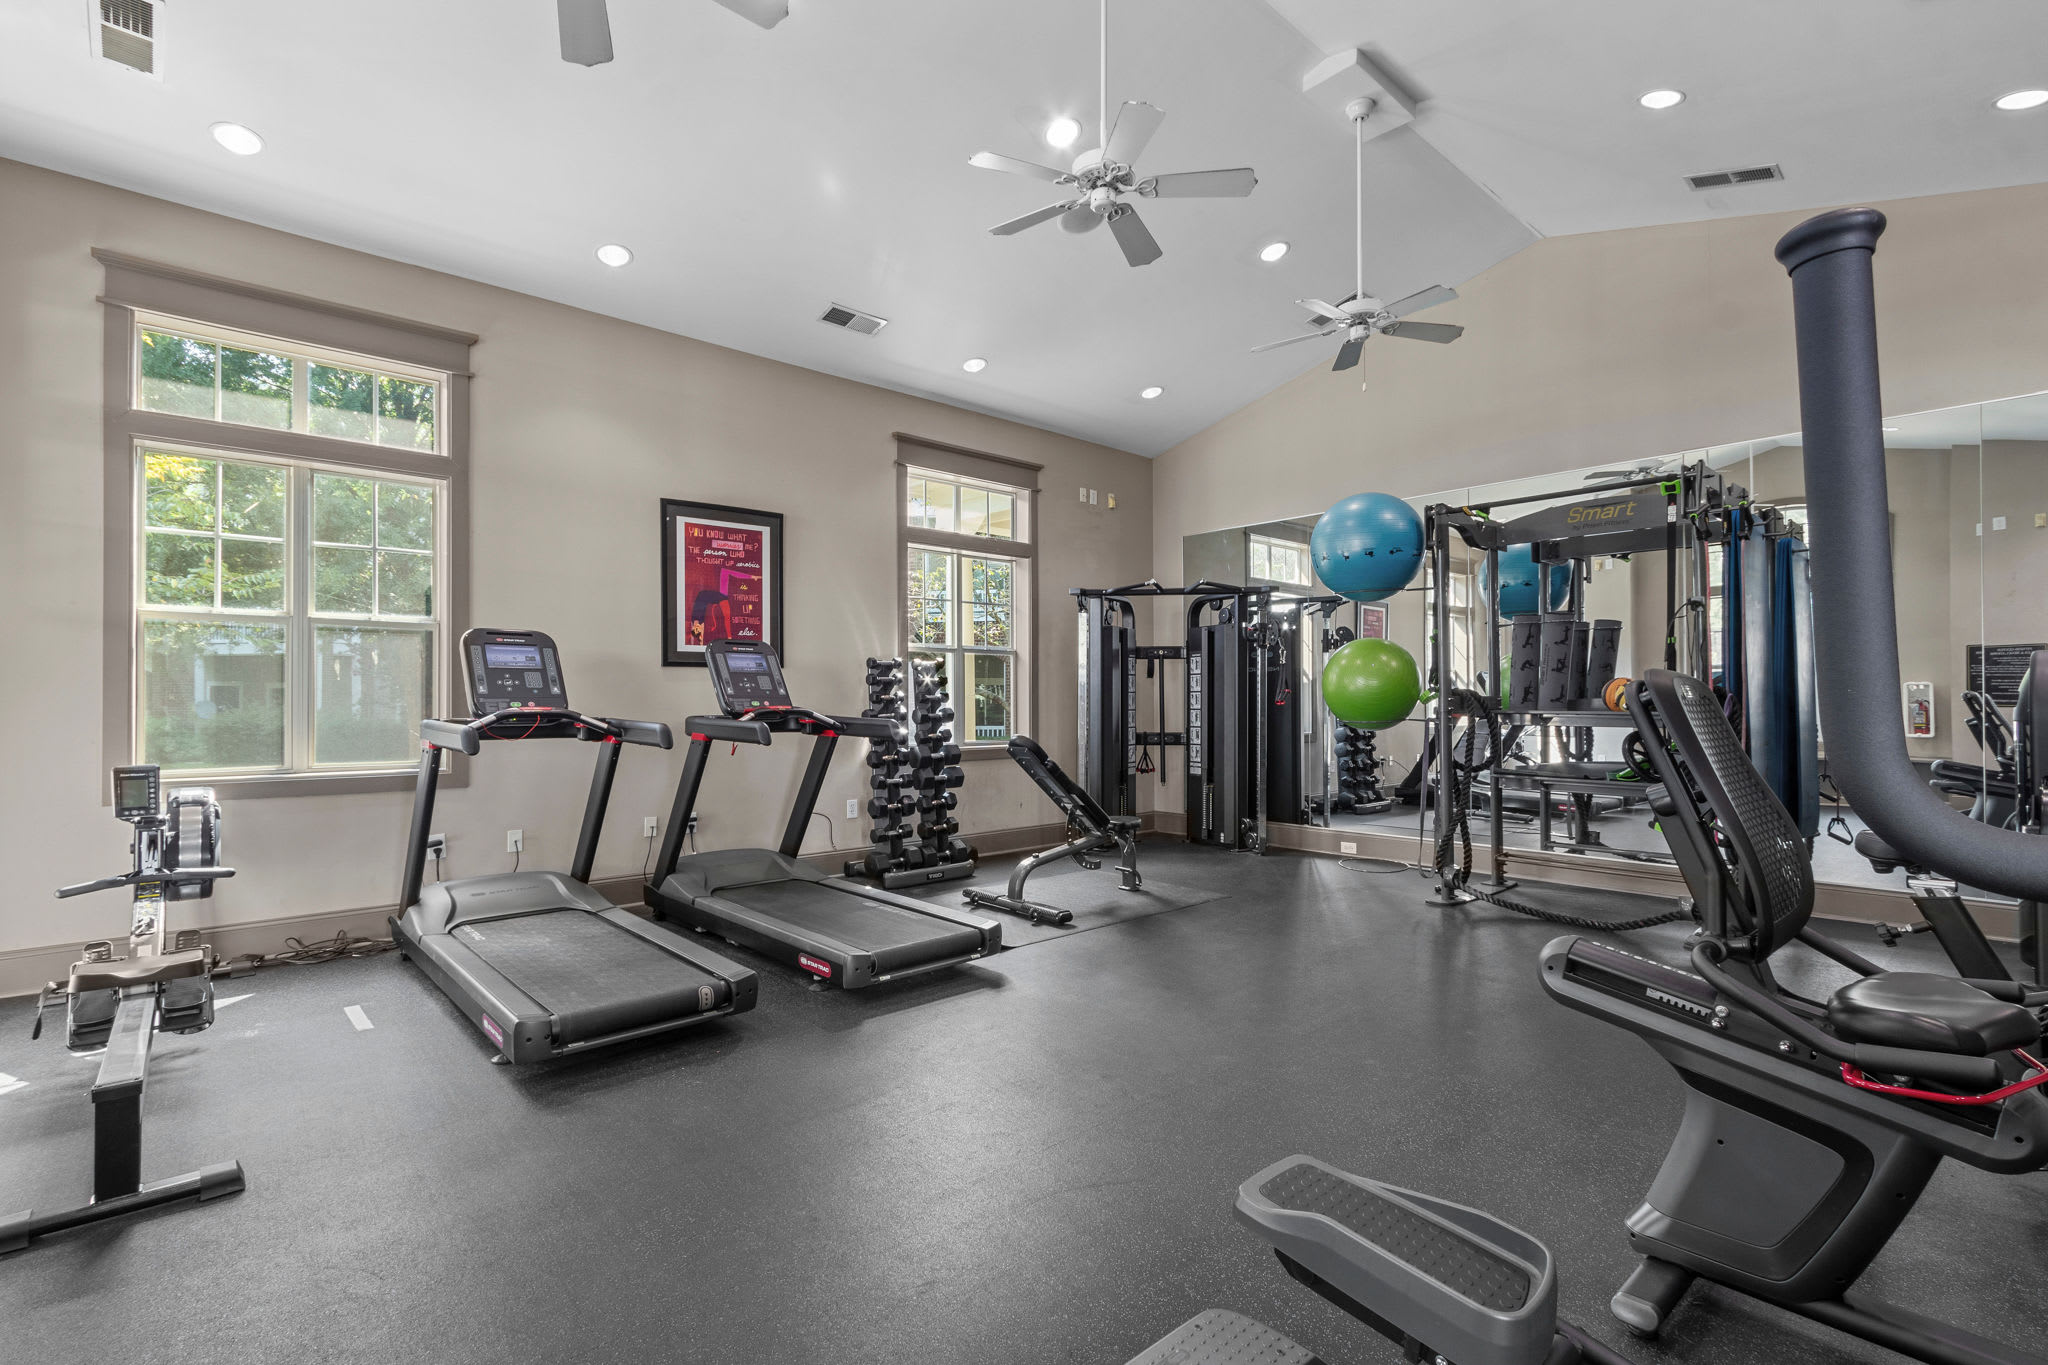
(820, 303, 888, 336)
(93, 0, 159, 76)
(1685, 164, 1783, 191)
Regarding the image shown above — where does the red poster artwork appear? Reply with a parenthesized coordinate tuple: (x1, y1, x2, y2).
(680, 518, 768, 646)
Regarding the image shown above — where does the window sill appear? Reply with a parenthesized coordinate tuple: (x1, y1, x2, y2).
(110, 765, 462, 802)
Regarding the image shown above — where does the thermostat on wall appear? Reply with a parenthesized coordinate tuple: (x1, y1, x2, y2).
(1903, 681, 1934, 739)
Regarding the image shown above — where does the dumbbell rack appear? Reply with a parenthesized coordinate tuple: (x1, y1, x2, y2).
(1333, 724, 1391, 815)
(843, 658, 977, 889)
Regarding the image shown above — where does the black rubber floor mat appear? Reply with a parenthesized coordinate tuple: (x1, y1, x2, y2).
(945, 873, 1226, 948)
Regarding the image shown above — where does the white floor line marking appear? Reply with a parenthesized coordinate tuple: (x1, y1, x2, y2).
(0, 1073, 27, 1096)
(214, 994, 253, 1010)
(343, 1005, 374, 1031)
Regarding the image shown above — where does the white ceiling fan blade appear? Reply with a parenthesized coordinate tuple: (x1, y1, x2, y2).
(1381, 321, 1465, 344)
(558, 0, 614, 65)
(1298, 298, 1349, 324)
(1102, 101, 1164, 166)
(711, 0, 788, 27)
(969, 151, 1077, 185)
(1250, 329, 1338, 354)
(1141, 168, 1256, 199)
(1107, 205, 1162, 266)
(1333, 333, 1368, 371)
(1386, 285, 1458, 318)
(989, 201, 1083, 236)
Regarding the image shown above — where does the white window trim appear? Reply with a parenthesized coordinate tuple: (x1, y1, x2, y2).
(99, 251, 474, 801)
(906, 542, 1029, 748)
(892, 445, 1041, 758)
(133, 440, 448, 778)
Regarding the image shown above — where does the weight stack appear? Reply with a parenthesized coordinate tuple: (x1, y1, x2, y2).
(844, 658, 917, 882)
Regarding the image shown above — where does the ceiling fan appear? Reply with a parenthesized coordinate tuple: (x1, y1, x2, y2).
(966, 0, 1256, 267)
(556, 0, 786, 66)
(1251, 97, 1462, 377)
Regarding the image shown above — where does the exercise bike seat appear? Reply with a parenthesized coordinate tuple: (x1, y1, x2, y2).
(1827, 972, 2041, 1055)
(1853, 829, 1914, 874)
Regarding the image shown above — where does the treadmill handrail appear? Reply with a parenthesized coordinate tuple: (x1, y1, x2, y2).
(1776, 206, 2048, 902)
(422, 708, 644, 757)
(685, 715, 775, 745)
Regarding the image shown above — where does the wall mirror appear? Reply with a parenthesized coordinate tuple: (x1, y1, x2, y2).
(1178, 390, 2048, 901)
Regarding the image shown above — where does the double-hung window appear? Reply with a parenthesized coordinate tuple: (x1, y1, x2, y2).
(901, 465, 1034, 748)
(104, 261, 471, 792)
(1248, 532, 1311, 587)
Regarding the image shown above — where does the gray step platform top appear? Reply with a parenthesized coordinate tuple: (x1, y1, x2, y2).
(1124, 1310, 1321, 1365)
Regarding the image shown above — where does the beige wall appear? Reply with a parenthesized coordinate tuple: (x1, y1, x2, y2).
(1155, 182, 2048, 813)
(0, 158, 1152, 963)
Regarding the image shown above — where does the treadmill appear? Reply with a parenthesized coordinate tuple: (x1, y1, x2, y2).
(646, 639, 1000, 989)
(393, 627, 757, 1063)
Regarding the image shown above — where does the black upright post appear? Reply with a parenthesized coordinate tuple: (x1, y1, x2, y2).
(570, 738, 623, 885)
(655, 738, 712, 881)
(780, 733, 839, 858)
(91, 993, 153, 1200)
(398, 743, 442, 912)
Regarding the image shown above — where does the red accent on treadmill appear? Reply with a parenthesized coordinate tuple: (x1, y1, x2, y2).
(690, 733, 710, 743)
(479, 1014, 506, 1048)
(797, 953, 833, 979)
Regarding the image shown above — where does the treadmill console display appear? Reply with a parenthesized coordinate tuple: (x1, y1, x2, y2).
(462, 628, 568, 714)
(707, 641, 793, 715)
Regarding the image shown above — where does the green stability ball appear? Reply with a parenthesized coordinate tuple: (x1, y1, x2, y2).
(1321, 638, 1422, 730)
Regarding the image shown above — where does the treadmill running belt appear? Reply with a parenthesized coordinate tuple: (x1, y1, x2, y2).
(459, 911, 728, 1045)
(720, 882, 983, 974)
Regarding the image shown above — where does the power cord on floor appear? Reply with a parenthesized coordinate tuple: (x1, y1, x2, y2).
(216, 932, 396, 977)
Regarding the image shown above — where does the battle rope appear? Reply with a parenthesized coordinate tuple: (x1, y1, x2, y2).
(1432, 689, 1688, 932)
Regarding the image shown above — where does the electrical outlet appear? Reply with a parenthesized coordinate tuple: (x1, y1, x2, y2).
(1089, 489, 1098, 505)
(1339, 840, 1358, 855)
(506, 829, 523, 853)
(845, 799, 859, 819)
(643, 816, 658, 839)
(1078, 486, 1088, 502)
(426, 833, 446, 861)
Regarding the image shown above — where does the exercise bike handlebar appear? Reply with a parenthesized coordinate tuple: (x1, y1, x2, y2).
(56, 866, 236, 899)
(1777, 207, 2048, 903)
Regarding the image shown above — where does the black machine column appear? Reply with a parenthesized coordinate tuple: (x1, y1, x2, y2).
(657, 736, 714, 879)
(779, 730, 840, 858)
(571, 736, 625, 886)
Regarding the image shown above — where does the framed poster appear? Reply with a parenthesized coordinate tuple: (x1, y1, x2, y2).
(660, 500, 782, 666)
(1356, 603, 1389, 640)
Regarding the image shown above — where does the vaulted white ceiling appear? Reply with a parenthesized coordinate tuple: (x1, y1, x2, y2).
(2, 1, 2044, 455)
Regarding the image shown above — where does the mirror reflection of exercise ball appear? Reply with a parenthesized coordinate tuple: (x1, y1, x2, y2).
(1482, 544, 1569, 617)
(1310, 493, 1423, 603)
(1321, 638, 1422, 730)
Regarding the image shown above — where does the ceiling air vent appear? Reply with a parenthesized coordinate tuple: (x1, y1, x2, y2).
(819, 303, 888, 337)
(1685, 164, 1783, 191)
(90, 0, 161, 78)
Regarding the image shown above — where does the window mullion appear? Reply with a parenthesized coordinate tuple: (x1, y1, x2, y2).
(290, 465, 314, 771)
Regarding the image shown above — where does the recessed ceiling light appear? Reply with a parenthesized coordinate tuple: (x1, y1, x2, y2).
(1140, 386, 1164, 400)
(1045, 117, 1082, 149)
(209, 122, 264, 156)
(1258, 241, 1289, 263)
(1995, 89, 2048, 112)
(1638, 89, 1685, 111)
(595, 243, 633, 267)
(962, 357, 988, 373)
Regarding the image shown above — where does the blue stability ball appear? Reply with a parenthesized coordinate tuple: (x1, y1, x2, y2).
(1485, 544, 1569, 617)
(1309, 493, 1424, 602)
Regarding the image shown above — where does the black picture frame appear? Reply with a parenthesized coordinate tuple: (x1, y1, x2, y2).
(660, 499, 784, 667)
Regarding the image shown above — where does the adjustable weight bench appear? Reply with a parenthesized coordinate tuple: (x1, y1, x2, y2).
(964, 735, 1141, 926)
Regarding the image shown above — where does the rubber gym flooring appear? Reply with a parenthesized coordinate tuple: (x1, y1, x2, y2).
(3, 841, 2043, 1364)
